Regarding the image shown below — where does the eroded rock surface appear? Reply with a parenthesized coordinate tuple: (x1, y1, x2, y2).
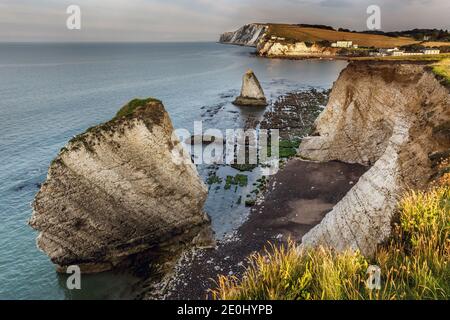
(219, 24, 267, 47)
(30, 98, 214, 273)
(299, 62, 450, 255)
(257, 40, 338, 58)
(233, 69, 268, 107)
(219, 24, 337, 58)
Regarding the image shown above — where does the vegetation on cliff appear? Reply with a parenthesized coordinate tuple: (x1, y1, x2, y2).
(114, 97, 162, 120)
(211, 174, 450, 300)
(432, 58, 450, 85)
(265, 24, 420, 48)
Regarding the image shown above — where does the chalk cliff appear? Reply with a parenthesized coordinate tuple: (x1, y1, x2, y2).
(30, 98, 214, 273)
(299, 62, 450, 255)
(219, 24, 267, 47)
(220, 24, 336, 57)
(257, 40, 337, 58)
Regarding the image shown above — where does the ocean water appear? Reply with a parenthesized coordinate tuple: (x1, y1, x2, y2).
(0, 42, 347, 300)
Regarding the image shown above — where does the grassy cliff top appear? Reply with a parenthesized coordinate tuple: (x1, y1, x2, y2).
(114, 98, 162, 120)
(432, 58, 450, 85)
(266, 24, 420, 48)
(266, 24, 450, 49)
(350, 54, 450, 86)
(66, 97, 165, 149)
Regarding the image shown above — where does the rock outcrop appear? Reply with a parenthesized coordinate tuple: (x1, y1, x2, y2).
(220, 24, 337, 58)
(233, 69, 268, 107)
(30, 98, 214, 273)
(219, 24, 267, 47)
(257, 40, 338, 58)
(299, 61, 450, 256)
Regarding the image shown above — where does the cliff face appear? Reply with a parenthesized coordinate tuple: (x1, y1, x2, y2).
(299, 62, 450, 255)
(220, 24, 336, 57)
(219, 23, 267, 47)
(257, 40, 337, 57)
(30, 98, 213, 273)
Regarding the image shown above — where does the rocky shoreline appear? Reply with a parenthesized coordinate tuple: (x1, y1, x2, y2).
(143, 60, 450, 299)
(140, 88, 367, 300)
(143, 159, 366, 300)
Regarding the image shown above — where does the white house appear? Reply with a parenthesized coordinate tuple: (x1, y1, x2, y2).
(392, 50, 425, 56)
(423, 49, 440, 55)
(403, 52, 424, 56)
(392, 50, 405, 56)
(331, 41, 353, 48)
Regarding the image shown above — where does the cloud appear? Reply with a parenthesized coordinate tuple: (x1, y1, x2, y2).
(319, 0, 352, 8)
(0, 0, 448, 42)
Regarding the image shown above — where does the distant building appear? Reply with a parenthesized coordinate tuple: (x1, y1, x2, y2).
(392, 50, 405, 56)
(371, 47, 439, 57)
(423, 49, 440, 55)
(375, 48, 398, 56)
(403, 52, 424, 56)
(392, 51, 424, 56)
(270, 36, 286, 41)
(331, 41, 353, 48)
(380, 47, 398, 53)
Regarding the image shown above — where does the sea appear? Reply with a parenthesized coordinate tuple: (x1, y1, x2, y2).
(0, 42, 347, 299)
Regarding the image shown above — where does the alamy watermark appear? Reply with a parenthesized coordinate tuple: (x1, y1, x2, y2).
(66, 265, 81, 290)
(366, 265, 382, 290)
(66, 5, 81, 30)
(366, 5, 381, 30)
(171, 122, 281, 176)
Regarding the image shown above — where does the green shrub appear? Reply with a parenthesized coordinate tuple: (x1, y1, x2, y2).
(224, 174, 248, 190)
(432, 58, 450, 85)
(114, 98, 161, 119)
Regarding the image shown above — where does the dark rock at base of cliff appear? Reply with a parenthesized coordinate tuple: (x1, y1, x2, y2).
(233, 69, 268, 107)
(232, 96, 268, 107)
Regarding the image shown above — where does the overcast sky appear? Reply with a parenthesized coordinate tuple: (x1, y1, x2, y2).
(0, 0, 449, 42)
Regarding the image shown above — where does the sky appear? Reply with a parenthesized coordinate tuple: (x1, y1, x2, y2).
(0, 0, 449, 42)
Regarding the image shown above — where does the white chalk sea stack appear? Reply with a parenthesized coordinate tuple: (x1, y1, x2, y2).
(233, 69, 268, 107)
(29, 98, 214, 273)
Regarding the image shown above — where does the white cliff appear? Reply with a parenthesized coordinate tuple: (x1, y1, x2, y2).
(257, 40, 337, 57)
(299, 62, 450, 256)
(219, 24, 267, 47)
(220, 24, 337, 58)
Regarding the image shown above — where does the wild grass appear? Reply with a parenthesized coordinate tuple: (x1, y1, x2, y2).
(211, 184, 450, 300)
(114, 98, 161, 119)
(432, 58, 450, 85)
